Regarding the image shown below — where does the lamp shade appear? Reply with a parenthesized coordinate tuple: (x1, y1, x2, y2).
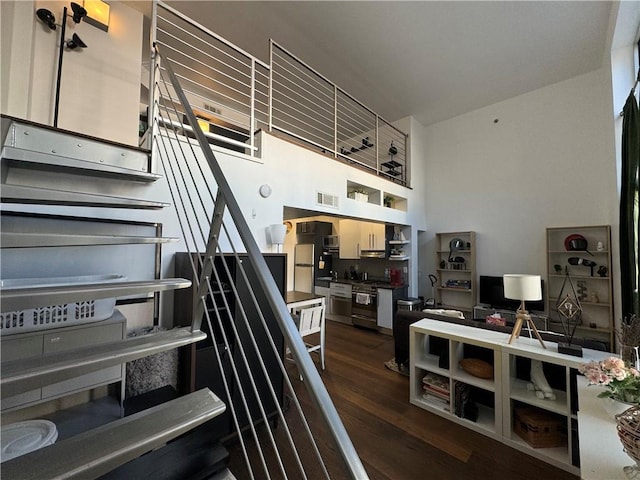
(503, 274, 542, 301)
(269, 224, 287, 245)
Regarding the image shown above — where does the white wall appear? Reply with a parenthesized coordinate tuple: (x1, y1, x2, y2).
(1, 1, 142, 146)
(421, 67, 619, 314)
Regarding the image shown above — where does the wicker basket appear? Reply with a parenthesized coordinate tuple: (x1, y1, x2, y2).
(616, 405, 640, 465)
(514, 407, 567, 448)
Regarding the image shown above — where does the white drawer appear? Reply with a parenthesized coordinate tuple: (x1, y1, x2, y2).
(43, 322, 124, 354)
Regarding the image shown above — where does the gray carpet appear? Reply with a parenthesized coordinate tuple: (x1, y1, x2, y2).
(125, 326, 178, 398)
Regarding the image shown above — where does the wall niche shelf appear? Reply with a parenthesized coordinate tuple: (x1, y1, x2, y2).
(345, 180, 407, 211)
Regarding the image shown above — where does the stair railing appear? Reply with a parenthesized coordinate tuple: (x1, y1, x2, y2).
(152, 43, 368, 479)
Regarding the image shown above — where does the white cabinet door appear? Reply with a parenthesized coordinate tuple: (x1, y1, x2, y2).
(377, 288, 393, 329)
(359, 222, 386, 250)
(371, 222, 386, 250)
(339, 219, 361, 259)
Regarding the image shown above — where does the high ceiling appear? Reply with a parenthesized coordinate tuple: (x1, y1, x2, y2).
(131, 1, 627, 126)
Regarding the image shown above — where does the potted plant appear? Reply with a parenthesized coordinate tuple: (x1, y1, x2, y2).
(579, 357, 640, 417)
(349, 188, 368, 203)
(384, 195, 394, 208)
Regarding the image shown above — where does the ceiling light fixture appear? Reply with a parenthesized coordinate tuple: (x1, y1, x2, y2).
(83, 0, 110, 32)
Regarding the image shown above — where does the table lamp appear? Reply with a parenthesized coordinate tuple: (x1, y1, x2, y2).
(503, 274, 546, 348)
(269, 224, 287, 253)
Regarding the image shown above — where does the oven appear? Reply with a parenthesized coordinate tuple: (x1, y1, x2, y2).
(351, 283, 378, 330)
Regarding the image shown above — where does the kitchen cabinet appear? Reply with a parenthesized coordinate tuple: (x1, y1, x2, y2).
(378, 289, 394, 330)
(338, 219, 386, 259)
(296, 221, 332, 236)
(338, 219, 362, 259)
(314, 285, 332, 315)
(377, 286, 409, 331)
(360, 222, 386, 251)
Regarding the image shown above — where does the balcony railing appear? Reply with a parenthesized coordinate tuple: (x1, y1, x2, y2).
(151, 0, 408, 186)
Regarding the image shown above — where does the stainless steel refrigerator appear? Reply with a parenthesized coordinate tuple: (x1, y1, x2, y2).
(294, 243, 314, 293)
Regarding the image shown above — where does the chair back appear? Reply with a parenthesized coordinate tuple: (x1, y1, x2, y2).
(298, 305, 325, 337)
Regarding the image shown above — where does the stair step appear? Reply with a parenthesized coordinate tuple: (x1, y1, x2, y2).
(0, 278, 191, 312)
(1, 232, 179, 248)
(0, 184, 169, 209)
(1, 388, 226, 480)
(99, 413, 231, 480)
(1, 326, 207, 398)
(2, 117, 151, 174)
(2, 146, 161, 182)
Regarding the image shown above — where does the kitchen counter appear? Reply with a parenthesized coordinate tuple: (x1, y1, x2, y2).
(324, 278, 408, 290)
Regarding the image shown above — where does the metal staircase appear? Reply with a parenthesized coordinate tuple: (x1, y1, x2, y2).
(0, 115, 227, 478)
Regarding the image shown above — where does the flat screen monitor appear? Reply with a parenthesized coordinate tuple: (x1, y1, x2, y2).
(479, 275, 545, 313)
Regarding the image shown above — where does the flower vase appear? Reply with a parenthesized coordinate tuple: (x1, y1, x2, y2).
(619, 344, 639, 368)
(602, 396, 634, 419)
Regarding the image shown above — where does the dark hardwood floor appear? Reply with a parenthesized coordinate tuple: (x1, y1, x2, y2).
(226, 321, 579, 480)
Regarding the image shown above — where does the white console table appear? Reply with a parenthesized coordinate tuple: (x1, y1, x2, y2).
(409, 318, 613, 475)
(577, 376, 631, 479)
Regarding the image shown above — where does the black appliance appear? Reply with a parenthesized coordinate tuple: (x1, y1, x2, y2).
(322, 235, 339, 252)
(296, 221, 333, 286)
(296, 221, 332, 236)
(479, 275, 545, 313)
(351, 283, 378, 330)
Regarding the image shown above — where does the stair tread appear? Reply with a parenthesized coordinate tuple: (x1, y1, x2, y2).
(2, 146, 161, 182)
(1, 326, 207, 398)
(0, 278, 191, 312)
(0, 184, 169, 209)
(1, 231, 179, 248)
(1, 388, 225, 480)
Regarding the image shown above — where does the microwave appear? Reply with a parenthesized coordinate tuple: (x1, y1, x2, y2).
(322, 235, 339, 250)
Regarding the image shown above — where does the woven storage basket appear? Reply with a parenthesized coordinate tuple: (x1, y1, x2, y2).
(616, 405, 640, 464)
(514, 407, 567, 448)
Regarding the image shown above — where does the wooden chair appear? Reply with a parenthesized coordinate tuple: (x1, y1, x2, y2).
(286, 305, 326, 380)
(297, 304, 326, 371)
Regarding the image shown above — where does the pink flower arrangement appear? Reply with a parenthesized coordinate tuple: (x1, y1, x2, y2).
(579, 356, 640, 404)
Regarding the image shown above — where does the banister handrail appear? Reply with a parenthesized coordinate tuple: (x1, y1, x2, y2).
(153, 43, 369, 479)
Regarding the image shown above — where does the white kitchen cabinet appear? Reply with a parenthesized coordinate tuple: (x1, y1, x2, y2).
(339, 219, 386, 259)
(360, 222, 386, 251)
(338, 219, 362, 259)
(377, 288, 394, 330)
(314, 286, 332, 315)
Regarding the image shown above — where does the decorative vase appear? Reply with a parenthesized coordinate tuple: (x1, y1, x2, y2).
(616, 406, 640, 478)
(620, 344, 638, 367)
(602, 397, 635, 419)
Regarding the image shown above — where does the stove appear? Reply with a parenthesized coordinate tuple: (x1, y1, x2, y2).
(351, 282, 378, 330)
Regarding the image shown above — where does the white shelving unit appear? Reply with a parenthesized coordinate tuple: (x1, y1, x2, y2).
(409, 318, 611, 475)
